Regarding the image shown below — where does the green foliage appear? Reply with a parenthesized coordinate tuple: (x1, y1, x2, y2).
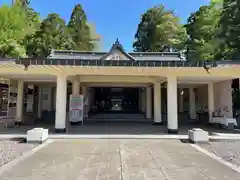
(0, 2, 99, 58)
(185, 2, 222, 61)
(133, 5, 187, 52)
(68, 4, 94, 51)
(25, 13, 71, 58)
(219, 0, 240, 59)
(0, 5, 28, 57)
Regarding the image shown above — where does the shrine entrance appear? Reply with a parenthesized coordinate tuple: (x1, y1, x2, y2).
(93, 87, 140, 113)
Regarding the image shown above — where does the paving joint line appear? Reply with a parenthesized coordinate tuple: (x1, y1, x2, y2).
(148, 148, 170, 180)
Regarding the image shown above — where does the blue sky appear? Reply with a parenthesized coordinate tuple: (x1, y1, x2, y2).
(1, 0, 209, 51)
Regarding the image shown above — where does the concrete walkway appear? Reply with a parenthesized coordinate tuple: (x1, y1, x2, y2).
(0, 139, 240, 180)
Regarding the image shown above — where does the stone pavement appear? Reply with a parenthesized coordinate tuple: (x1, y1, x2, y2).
(0, 139, 240, 180)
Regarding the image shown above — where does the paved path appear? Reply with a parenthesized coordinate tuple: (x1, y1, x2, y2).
(0, 139, 240, 180)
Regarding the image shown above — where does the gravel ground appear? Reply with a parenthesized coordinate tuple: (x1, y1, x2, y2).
(199, 140, 240, 167)
(0, 138, 38, 167)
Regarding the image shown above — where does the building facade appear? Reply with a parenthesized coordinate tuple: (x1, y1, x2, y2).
(0, 40, 238, 133)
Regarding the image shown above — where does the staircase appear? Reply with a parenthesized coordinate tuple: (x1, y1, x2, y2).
(86, 113, 149, 124)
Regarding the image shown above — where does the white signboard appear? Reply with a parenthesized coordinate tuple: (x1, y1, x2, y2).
(69, 95, 84, 123)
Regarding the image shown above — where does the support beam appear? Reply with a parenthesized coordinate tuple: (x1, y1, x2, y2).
(167, 76, 178, 134)
(179, 88, 184, 113)
(154, 82, 162, 124)
(16, 80, 24, 124)
(146, 87, 152, 119)
(55, 75, 67, 133)
(208, 82, 214, 123)
(37, 86, 42, 119)
(189, 87, 197, 119)
(72, 78, 80, 96)
(138, 88, 142, 112)
(141, 89, 146, 113)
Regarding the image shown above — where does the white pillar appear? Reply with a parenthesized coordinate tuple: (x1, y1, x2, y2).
(141, 89, 146, 113)
(82, 86, 89, 118)
(37, 87, 42, 119)
(55, 75, 67, 133)
(72, 78, 80, 96)
(167, 76, 178, 134)
(179, 88, 184, 112)
(189, 87, 197, 119)
(208, 82, 214, 122)
(146, 87, 152, 119)
(138, 88, 142, 111)
(154, 82, 162, 123)
(16, 80, 24, 123)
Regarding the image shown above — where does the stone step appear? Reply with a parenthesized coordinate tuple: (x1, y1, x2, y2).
(89, 113, 146, 119)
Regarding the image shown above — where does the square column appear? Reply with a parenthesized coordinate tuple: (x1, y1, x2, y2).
(179, 88, 184, 112)
(208, 82, 214, 122)
(154, 82, 162, 124)
(37, 86, 42, 119)
(55, 75, 67, 133)
(72, 78, 80, 96)
(167, 76, 178, 134)
(141, 89, 146, 113)
(138, 88, 142, 112)
(146, 86, 152, 119)
(16, 80, 24, 124)
(189, 87, 197, 119)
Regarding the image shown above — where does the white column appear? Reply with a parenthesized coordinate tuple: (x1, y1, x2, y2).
(82, 86, 89, 118)
(146, 86, 152, 119)
(208, 82, 214, 122)
(167, 76, 178, 133)
(138, 88, 142, 111)
(189, 87, 197, 119)
(179, 88, 184, 112)
(72, 78, 80, 96)
(37, 87, 42, 119)
(16, 80, 24, 123)
(141, 89, 146, 113)
(48, 87, 52, 111)
(154, 82, 162, 123)
(55, 75, 67, 132)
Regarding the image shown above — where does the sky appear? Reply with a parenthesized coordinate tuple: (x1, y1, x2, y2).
(1, 0, 209, 51)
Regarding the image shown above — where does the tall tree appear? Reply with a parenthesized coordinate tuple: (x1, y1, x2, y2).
(68, 4, 94, 51)
(219, 0, 240, 59)
(87, 22, 102, 51)
(185, 0, 222, 61)
(25, 13, 71, 58)
(0, 4, 29, 57)
(133, 5, 187, 52)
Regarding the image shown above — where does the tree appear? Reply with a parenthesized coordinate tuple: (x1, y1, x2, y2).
(14, 0, 31, 8)
(219, 0, 240, 59)
(133, 5, 187, 52)
(88, 22, 102, 51)
(68, 4, 95, 51)
(25, 13, 71, 58)
(0, 4, 28, 57)
(185, 0, 222, 61)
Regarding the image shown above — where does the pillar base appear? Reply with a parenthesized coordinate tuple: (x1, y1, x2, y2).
(55, 128, 66, 133)
(153, 122, 163, 125)
(15, 122, 22, 126)
(168, 129, 178, 134)
(70, 121, 82, 125)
